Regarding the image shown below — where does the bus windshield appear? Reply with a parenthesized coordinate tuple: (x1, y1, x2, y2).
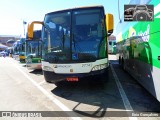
(42, 7, 107, 63)
(26, 40, 42, 58)
(13, 41, 20, 55)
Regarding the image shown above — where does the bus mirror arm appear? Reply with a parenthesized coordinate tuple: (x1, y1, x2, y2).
(107, 29, 113, 36)
(27, 21, 43, 39)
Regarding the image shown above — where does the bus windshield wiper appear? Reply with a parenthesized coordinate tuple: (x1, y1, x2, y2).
(62, 30, 65, 51)
(72, 34, 76, 51)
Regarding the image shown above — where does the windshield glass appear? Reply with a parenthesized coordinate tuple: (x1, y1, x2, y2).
(72, 8, 106, 61)
(13, 46, 20, 55)
(19, 38, 26, 55)
(43, 11, 71, 63)
(42, 7, 106, 63)
(26, 40, 42, 58)
(19, 43, 25, 55)
(13, 41, 20, 55)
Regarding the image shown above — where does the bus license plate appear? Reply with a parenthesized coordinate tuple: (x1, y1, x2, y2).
(66, 77, 78, 81)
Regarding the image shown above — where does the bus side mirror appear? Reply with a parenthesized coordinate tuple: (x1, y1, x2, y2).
(106, 14, 114, 36)
(27, 21, 43, 39)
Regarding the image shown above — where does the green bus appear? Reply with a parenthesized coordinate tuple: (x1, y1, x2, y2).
(116, 0, 160, 101)
(12, 38, 26, 62)
(26, 30, 42, 70)
(19, 38, 26, 63)
(13, 40, 20, 60)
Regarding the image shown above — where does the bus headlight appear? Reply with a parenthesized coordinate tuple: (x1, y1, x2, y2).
(43, 66, 54, 72)
(38, 60, 41, 63)
(92, 64, 107, 71)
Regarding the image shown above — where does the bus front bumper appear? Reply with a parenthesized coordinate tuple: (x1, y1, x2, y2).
(43, 68, 108, 83)
(26, 63, 42, 70)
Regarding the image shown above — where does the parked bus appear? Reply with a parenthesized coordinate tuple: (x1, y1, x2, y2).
(26, 30, 42, 70)
(12, 39, 26, 61)
(19, 38, 26, 63)
(116, 0, 160, 101)
(12, 40, 20, 60)
(27, 6, 113, 85)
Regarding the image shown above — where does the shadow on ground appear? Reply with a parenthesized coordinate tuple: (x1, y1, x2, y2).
(51, 67, 126, 117)
(51, 64, 160, 117)
(29, 69, 43, 75)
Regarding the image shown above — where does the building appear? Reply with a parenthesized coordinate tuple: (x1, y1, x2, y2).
(0, 35, 20, 46)
(0, 43, 8, 51)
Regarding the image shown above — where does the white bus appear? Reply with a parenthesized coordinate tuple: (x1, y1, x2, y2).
(27, 6, 114, 85)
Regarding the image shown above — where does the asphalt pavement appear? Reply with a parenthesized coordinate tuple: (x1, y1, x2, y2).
(0, 56, 159, 120)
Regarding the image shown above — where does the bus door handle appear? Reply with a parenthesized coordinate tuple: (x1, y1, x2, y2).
(158, 56, 160, 60)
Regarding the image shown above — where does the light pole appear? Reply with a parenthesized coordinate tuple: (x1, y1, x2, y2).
(118, 0, 122, 23)
(23, 20, 27, 38)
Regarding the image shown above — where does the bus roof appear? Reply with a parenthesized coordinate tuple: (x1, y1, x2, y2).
(46, 5, 104, 15)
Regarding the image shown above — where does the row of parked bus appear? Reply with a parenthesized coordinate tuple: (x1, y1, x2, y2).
(11, 30, 42, 70)
(11, 6, 114, 86)
(9, 0, 160, 103)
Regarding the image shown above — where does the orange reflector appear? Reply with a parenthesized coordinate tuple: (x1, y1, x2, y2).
(66, 77, 78, 81)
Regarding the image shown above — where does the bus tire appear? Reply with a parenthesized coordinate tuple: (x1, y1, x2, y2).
(43, 70, 65, 86)
(99, 67, 109, 83)
(43, 70, 55, 83)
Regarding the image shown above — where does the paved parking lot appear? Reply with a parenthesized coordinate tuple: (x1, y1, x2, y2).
(0, 56, 160, 120)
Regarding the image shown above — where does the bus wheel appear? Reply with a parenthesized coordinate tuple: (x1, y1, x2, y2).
(43, 70, 54, 83)
(99, 67, 109, 83)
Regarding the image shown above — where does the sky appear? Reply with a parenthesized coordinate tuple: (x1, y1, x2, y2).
(0, 0, 129, 37)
